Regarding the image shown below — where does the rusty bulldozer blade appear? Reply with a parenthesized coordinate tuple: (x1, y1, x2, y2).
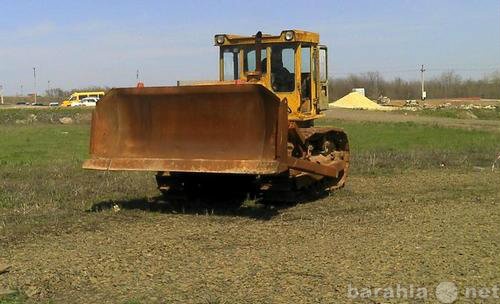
(83, 84, 290, 174)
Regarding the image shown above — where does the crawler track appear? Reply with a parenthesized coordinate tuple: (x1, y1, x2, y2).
(156, 127, 349, 203)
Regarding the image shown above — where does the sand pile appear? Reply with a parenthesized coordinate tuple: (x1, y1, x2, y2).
(330, 92, 388, 110)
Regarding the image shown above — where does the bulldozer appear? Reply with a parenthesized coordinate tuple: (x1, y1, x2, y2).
(83, 30, 350, 201)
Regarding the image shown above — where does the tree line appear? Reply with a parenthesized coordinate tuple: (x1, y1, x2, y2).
(329, 70, 500, 100)
(40, 71, 500, 102)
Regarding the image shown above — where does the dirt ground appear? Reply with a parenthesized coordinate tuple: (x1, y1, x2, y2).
(1, 169, 499, 303)
(325, 108, 500, 132)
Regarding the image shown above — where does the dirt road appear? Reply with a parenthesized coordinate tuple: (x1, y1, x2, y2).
(325, 108, 500, 132)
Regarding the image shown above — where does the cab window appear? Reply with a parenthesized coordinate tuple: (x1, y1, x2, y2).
(271, 46, 295, 92)
(244, 48, 267, 73)
(301, 46, 312, 100)
(223, 48, 240, 80)
(319, 48, 327, 82)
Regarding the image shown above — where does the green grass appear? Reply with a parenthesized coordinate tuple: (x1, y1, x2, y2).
(0, 125, 90, 165)
(0, 124, 152, 216)
(318, 119, 500, 152)
(0, 291, 25, 304)
(1, 119, 498, 168)
(0, 108, 92, 125)
(318, 118, 500, 171)
(1, 119, 498, 217)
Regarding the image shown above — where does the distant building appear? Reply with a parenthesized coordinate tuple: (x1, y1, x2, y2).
(352, 88, 365, 96)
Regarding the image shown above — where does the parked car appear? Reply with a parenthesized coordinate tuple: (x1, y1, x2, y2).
(71, 97, 99, 107)
(49, 102, 59, 107)
(70, 101, 83, 107)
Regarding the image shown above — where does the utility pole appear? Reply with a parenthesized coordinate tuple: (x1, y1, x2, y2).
(33, 67, 37, 104)
(136, 69, 144, 88)
(20, 84, 23, 97)
(0, 85, 4, 105)
(420, 64, 426, 101)
(47, 80, 51, 94)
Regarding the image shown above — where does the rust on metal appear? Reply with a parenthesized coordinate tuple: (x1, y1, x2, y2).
(83, 84, 290, 175)
(84, 158, 286, 174)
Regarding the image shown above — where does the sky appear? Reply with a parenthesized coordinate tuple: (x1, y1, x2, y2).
(0, 0, 499, 95)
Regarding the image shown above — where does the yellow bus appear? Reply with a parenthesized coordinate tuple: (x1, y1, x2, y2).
(60, 91, 105, 107)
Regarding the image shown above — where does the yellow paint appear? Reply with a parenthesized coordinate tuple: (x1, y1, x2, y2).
(215, 30, 319, 46)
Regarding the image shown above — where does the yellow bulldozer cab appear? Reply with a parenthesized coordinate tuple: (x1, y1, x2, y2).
(214, 30, 330, 123)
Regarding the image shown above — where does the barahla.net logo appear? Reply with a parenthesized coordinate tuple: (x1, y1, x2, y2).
(347, 281, 500, 303)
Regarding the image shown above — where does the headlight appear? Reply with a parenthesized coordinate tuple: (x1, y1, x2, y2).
(284, 31, 294, 41)
(215, 35, 225, 45)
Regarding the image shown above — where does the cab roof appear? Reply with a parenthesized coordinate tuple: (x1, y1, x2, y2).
(214, 30, 319, 46)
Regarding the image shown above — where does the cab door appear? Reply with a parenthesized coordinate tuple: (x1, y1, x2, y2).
(318, 45, 329, 111)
